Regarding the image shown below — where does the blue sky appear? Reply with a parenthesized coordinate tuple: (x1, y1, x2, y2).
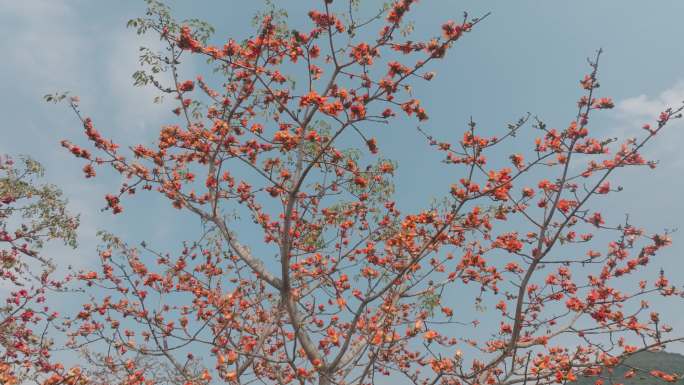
(2, 0, 684, 360)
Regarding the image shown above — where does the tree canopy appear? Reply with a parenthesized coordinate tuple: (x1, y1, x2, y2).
(3, 1, 684, 385)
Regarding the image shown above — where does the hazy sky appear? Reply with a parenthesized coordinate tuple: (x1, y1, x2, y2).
(2, 0, 684, 359)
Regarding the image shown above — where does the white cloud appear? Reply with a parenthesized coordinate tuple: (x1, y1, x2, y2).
(103, 30, 187, 140)
(617, 81, 684, 119)
(0, 0, 177, 140)
(0, 0, 84, 90)
(612, 81, 684, 167)
(0, 0, 182, 270)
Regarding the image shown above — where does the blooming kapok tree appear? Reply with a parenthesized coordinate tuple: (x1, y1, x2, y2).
(0, 156, 80, 385)
(54, 1, 684, 385)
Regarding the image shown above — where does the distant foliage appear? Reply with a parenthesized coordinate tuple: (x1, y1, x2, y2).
(575, 351, 684, 385)
(0, 155, 79, 385)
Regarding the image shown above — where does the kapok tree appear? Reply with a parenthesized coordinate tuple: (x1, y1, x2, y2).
(0, 156, 79, 385)
(56, 1, 683, 385)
